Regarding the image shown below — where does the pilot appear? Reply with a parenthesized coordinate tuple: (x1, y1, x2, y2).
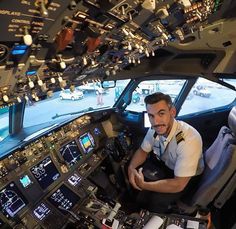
(128, 92, 205, 213)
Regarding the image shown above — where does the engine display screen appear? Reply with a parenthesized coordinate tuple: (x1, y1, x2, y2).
(47, 184, 80, 215)
(78, 132, 95, 154)
(59, 140, 83, 167)
(30, 156, 60, 190)
(0, 182, 28, 218)
(33, 202, 51, 221)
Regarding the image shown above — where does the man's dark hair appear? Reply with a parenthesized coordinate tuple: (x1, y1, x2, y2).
(144, 92, 173, 106)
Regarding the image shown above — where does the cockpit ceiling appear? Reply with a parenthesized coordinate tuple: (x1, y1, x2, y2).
(0, 0, 236, 107)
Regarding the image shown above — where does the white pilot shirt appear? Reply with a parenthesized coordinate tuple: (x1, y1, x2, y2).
(141, 119, 204, 177)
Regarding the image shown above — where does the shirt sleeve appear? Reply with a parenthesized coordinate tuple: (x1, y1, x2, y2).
(174, 131, 203, 177)
(141, 128, 155, 153)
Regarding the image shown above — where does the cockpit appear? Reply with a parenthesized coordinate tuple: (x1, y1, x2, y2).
(0, 0, 236, 228)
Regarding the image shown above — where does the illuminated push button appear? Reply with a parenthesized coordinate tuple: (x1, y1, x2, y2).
(51, 77, 56, 84)
(38, 79, 43, 86)
(60, 61, 66, 69)
(23, 34, 33, 46)
(29, 80, 34, 88)
(58, 76, 63, 82)
(3, 95, 9, 102)
(17, 96, 22, 103)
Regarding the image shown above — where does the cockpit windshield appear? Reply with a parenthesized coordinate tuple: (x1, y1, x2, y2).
(1, 77, 236, 144)
(23, 80, 130, 128)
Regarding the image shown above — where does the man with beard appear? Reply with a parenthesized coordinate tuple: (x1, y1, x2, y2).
(128, 92, 204, 213)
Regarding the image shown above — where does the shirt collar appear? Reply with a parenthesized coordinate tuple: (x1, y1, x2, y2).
(165, 119, 178, 143)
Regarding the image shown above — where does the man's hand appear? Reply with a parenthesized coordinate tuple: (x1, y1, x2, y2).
(128, 166, 142, 190)
(135, 167, 145, 190)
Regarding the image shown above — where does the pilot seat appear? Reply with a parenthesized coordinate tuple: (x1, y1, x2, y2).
(177, 106, 236, 214)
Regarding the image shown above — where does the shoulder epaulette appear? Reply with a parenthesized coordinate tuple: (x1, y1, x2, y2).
(176, 131, 184, 144)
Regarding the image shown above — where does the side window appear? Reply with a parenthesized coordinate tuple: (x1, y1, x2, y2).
(179, 78, 236, 116)
(0, 107, 9, 141)
(126, 80, 186, 112)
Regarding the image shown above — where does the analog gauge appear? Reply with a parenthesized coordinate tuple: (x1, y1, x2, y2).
(0, 44, 9, 63)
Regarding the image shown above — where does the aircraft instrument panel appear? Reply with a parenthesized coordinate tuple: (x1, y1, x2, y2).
(0, 114, 108, 228)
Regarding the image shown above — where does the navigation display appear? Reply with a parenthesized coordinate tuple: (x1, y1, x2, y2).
(47, 184, 80, 215)
(59, 140, 83, 167)
(30, 156, 60, 190)
(78, 132, 95, 154)
(33, 202, 51, 221)
(0, 182, 28, 218)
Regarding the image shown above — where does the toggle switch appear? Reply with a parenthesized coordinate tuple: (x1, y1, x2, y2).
(39, 0, 49, 17)
(23, 27, 33, 46)
(57, 55, 66, 69)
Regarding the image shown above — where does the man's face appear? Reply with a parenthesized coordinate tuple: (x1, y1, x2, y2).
(146, 100, 176, 136)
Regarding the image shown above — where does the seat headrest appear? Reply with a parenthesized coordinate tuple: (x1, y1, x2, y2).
(228, 106, 236, 135)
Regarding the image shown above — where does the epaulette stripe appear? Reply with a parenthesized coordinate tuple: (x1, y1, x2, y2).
(176, 131, 183, 138)
(176, 131, 184, 144)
